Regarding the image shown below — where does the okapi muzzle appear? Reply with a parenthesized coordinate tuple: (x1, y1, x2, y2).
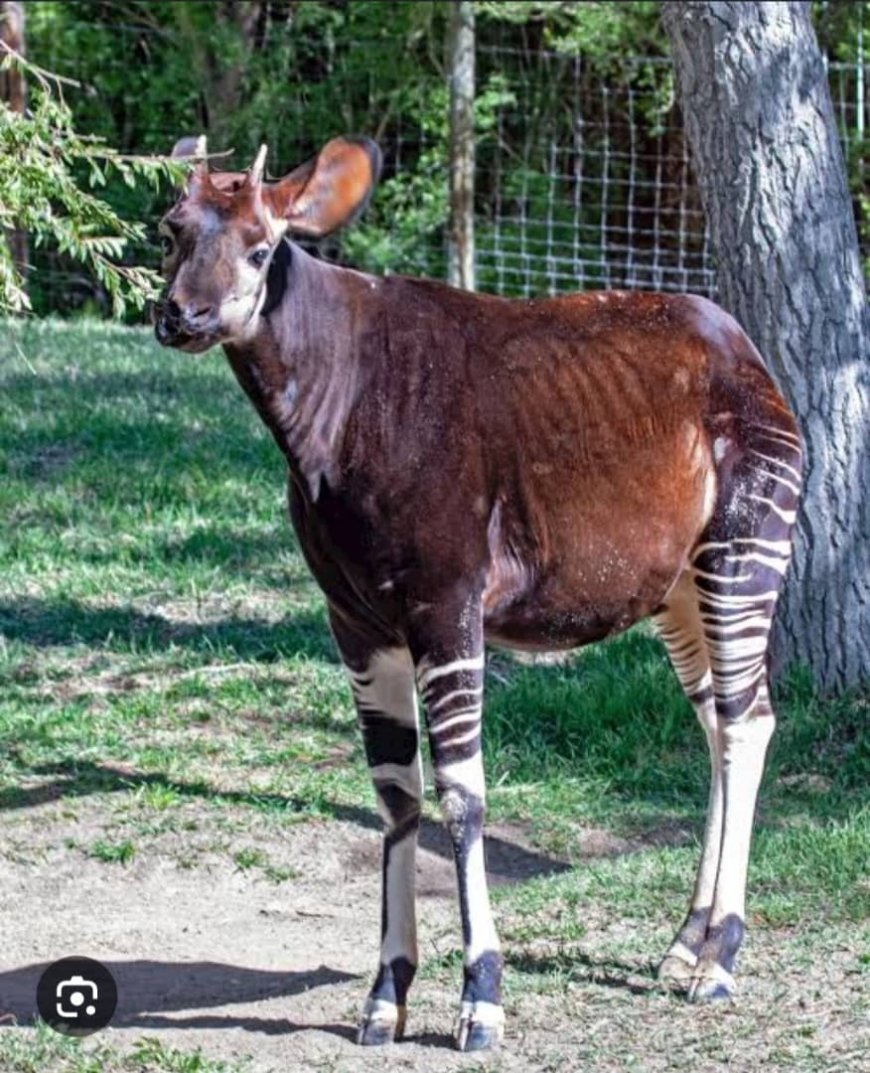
(154, 131, 802, 1052)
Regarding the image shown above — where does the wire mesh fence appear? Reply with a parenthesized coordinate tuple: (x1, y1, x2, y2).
(475, 49, 713, 296)
(472, 49, 867, 299)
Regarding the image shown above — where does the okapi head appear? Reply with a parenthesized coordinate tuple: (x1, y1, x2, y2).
(153, 135, 381, 352)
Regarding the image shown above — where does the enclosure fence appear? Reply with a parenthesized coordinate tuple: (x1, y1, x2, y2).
(471, 49, 867, 299)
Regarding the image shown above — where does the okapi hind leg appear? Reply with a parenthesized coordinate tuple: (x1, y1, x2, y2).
(330, 612, 423, 1045)
(685, 420, 801, 1002)
(652, 572, 723, 986)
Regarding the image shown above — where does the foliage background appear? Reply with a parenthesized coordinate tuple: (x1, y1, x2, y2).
(15, 0, 869, 317)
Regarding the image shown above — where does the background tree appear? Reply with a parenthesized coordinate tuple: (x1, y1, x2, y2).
(0, 1, 27, 278)
(663, 1, 869, 691)
(0, 43, 181, 315)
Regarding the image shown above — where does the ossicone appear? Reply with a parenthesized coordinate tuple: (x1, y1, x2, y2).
(170, 133, 209, 194)
(247, 144, 269, 189)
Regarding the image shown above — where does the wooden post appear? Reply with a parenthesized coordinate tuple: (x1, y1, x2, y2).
(1, 1, 28, 281)
(447, 0, 475, 291)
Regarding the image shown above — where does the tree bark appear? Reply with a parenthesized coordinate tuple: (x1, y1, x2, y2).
(173, 1, 267, 137)
(1, 0, 28, 279)
(662, 1, 868, 692)
(447, 0, 476, 291)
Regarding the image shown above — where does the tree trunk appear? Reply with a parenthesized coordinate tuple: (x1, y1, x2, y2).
(662, 1, 868, 692)
(447, 0, 476, 291)
(1, 0, 28, 280)
(173, 1, 266, 138)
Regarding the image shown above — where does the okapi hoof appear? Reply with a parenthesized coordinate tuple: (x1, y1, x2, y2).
(455, 1001, 504, 1052)
(657, 939, 699, 986)
(688, 965, 736, 1004)
(356, 999, 406, 1045)
(657, 951, 697, 987)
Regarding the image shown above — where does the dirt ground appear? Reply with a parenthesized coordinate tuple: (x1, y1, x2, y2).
(0, 796, 866, 1073)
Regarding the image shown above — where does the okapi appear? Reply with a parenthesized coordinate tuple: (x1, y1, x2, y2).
(154, 135, 802, 1051)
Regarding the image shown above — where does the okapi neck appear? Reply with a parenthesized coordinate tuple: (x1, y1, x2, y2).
(222, 242, 372, 502)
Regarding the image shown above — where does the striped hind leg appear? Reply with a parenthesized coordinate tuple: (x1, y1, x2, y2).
(653, 572, 724, 985)
(685, 421, 801, 1002)
(330, 612, 423, 1045)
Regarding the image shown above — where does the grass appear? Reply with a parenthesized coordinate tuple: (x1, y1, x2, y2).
(0, 318, 868, 1072)
(87, 837, 136, 864)
(0, 1024, 250, 1072)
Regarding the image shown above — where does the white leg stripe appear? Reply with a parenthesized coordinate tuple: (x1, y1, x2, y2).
(459, 1000, 504, 1026)
(723, 551, 790, 574)
(753, 426, 801, 448)
(693, 566, 753, 583)
(702, 615, 771, 636)
(429, 710, 481, 737)
(362, 997, 400, 1021)
(437, 754, 486, 801)
(417, 655, 484, 694)
(746, 494, 797, 524)
(668, 941, 699, 966)
(446, 724, 481, 748)
(731, 537, 793, 552)
(462, 835, 500, 963)
(753, 470, 801, 497)
(700, 589, 781, 607)
(711, 715, 775, 921)
(692, 541, 730, 556)
(348, 647, 418, 727)
(428, 686, 483, 713)
(380, 829, 418, 964)
(747, 448, 802, 483)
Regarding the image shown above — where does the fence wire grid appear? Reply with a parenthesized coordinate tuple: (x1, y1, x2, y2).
(471, 48, 866, 299)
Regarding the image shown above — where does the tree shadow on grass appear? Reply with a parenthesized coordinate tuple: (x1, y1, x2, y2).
(0, 760, 574, 885)
(0, 959, 359, 1038)
(506, 949, 659, 996)
(52, 525, 312, 592)
(0, 596, 337, 665)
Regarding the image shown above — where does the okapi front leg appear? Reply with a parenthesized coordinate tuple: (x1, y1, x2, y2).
(411, 608, 504, 1052)
(332, 616, 422, 1045)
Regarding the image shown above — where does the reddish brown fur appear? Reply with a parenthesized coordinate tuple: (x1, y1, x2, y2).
(156, 147, 796, 653)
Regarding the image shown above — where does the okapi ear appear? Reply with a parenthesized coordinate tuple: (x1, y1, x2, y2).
(266, 136, 381, 238)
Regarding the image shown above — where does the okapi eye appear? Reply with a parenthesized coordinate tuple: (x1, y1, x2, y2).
(160, 234, 174, 257)
(248, 247, 270, 269)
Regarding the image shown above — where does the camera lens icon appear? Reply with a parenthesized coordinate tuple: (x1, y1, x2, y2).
(56, 975, 99, 1018)
(37, 957, 117, 1037)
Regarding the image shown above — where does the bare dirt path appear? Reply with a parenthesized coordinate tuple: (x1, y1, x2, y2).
(1, 798, 865, 1073)
(0, 799, 568, 1071)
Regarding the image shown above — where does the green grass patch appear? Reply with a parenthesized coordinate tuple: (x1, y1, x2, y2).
(0, 1024, 250, 1073)
(86, 837, 136, 865)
